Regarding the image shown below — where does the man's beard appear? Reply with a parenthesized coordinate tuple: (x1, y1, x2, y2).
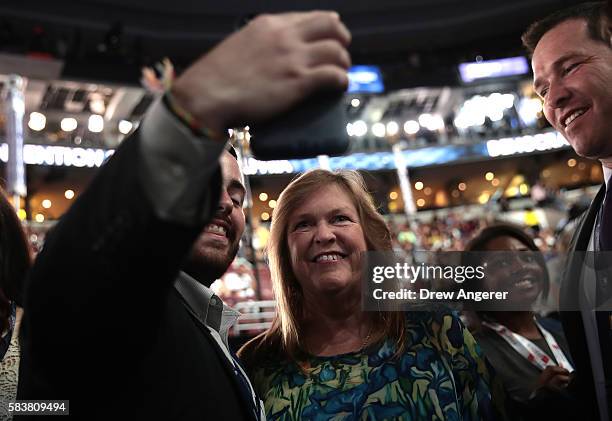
(182, 241, 240, 287)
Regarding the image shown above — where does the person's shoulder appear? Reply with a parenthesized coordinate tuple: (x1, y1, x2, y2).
(237, 331, 283, 373)
(472, 323, 505, 353)
(237, 332, 266, 361)
(537, 315, 564, 335)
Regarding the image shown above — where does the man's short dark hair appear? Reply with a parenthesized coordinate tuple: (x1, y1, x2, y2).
(522, 1, 609, 54)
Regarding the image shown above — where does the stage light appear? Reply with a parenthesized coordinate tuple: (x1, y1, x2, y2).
(488, 109, 504, 122)
(386, 121, 399, 136)
(88, 114, 104, 133)
(403, 120, 420, 135)
(118, 120, 133, 135)
(502, 93, 515, 109)
(89, 97, 106, 115)
(517, 98, 543, 125)
(488, 92, 514, 111)
(478, 192, 490, 204)
(454, 97, 487, 129)
(418, 113, 444, 131)
(372, 122, 386, 137)
(352, 120, 368, 137)
(65, 190, 75, 200)
(346, 123, 354, 136)
(61, 117, 78, 132)
(28, 112, 46, 131)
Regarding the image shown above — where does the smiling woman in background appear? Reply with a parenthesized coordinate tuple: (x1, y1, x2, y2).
(0, 189, 31, 420)
(464, 223, 575, 421)
(239, 169, 502, 420)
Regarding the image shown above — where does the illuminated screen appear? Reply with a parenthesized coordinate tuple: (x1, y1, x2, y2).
(348, 65, 385, 93)
(458, 57, 529, 83)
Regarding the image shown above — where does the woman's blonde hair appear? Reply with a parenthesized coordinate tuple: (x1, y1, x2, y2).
(239, 169, 406, 367)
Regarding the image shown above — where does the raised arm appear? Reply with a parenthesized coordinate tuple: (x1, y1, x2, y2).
(19, 10, 351, 380)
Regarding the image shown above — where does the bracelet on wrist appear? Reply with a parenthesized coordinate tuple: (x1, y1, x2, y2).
(164, 92, 225, 141)
(141, 58, 225, 142)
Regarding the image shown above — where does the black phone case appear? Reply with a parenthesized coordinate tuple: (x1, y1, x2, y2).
(250, 92, 350, 160)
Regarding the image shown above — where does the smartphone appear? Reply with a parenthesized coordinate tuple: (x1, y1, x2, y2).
(249, 91, 350, 160)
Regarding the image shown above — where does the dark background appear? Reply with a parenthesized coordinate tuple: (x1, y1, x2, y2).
(0, 0, 586, 86)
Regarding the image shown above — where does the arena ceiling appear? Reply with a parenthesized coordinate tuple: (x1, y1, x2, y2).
(0, 0, 586, 86)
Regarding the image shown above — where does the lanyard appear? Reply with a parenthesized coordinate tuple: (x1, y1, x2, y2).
(482, 319, 574, 373)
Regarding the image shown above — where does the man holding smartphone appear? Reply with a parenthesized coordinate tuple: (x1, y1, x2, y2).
(16, 11, 351, 420)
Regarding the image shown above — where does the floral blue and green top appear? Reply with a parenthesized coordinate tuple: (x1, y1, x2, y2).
(249, 310, 503, 420)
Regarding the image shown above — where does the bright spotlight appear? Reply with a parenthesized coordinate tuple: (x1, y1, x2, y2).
(88, 114, 104, 133)
(403, 120, 420, 135)
(28, 112, 46, 131)
(61, 117, 78, 132)
(386, 121, 399, 136)
(352, 120, 368, 137)
(371, 122, 386, 137)
(118, 120, 133, 135)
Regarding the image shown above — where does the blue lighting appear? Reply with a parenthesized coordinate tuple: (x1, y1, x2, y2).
(347, 65, 385, 93)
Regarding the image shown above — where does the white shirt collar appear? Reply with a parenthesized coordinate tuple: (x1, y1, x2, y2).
(174, 272, 241, 346)
(603, 165, 612, 188)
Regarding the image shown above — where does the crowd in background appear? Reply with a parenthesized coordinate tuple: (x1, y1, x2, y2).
(210, 191, 589, 319)
(18, 193, 585, 316)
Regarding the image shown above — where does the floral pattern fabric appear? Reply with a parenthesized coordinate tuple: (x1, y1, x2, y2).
(250, 310, 501, 420)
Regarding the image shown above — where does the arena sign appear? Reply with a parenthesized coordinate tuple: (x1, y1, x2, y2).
(0, 131, 568, 173)
(486, 132, 569, 157)
(0, 143, 115, 168)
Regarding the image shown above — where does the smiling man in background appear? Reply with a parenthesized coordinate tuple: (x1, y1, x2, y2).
(522, 2, 612, 420)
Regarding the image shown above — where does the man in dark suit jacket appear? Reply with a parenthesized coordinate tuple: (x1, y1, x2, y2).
(15, 11, 351, 420)
(522, 2, 612, 420)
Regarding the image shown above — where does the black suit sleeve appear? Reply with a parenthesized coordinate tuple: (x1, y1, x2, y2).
(19, 130, 223, 381)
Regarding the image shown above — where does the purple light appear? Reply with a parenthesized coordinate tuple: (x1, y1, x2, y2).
(459, 57, 529, 83)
